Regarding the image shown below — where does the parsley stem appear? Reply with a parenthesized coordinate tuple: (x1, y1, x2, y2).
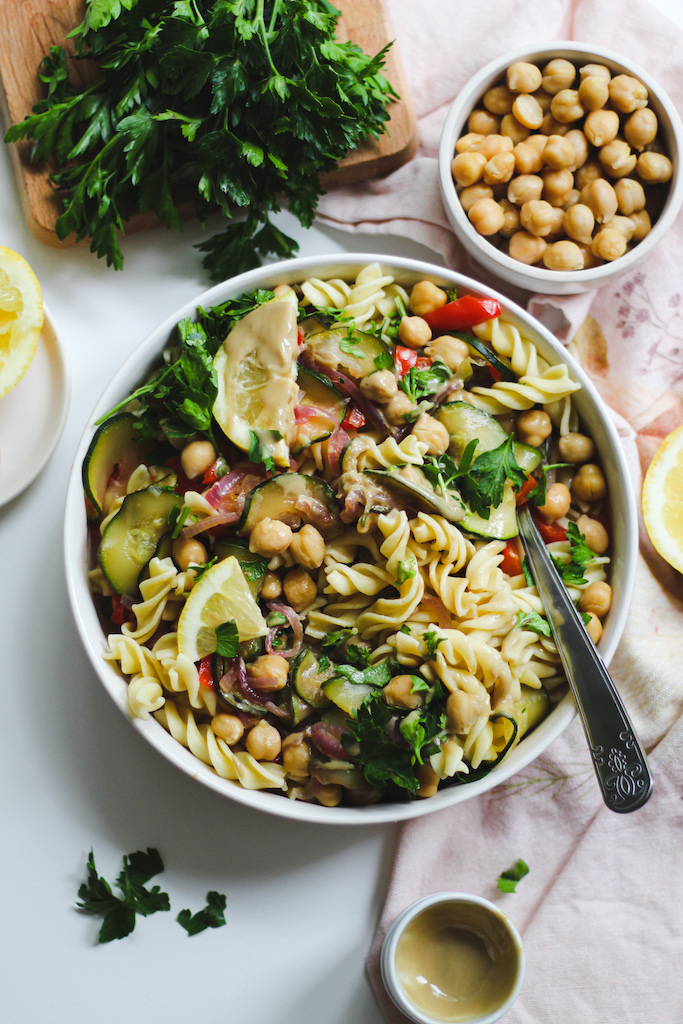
(256, 0, 279, 76)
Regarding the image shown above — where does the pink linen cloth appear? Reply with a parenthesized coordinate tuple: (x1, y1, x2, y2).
(317, 1, 683, 1021)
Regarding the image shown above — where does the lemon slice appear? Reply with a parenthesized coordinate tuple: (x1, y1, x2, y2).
(0, 247, 44, 399)
(642, 424, 683, 573)
(212, 292, 299, 467)
(177, 556, 268, 663)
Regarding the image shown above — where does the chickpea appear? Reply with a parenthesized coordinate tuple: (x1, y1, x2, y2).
(469, 197, 505, 236)
(507, 61, 543, 94)
(172, 537, 208, 571)
(572, 463, 607, 502)
(591, 227, 627, 261)
(614, 177, 646, 216)
(608, 74, 648, 113)
(483, 151, 516, 185)
(283, 567, 317, 612)
(520, 199, 555, 236)
(636, 152, 673, 184)
(289, 524, 325, 570)
(579, 63, 611, 83)
(500, 113, 530, 145)
(630, 208, 652, 241)
(316, 784, 343, 807)
(531, 89, 552, 113)
(360, 369, 398, 404)
(526, 134, 549, 154)
(575, 243, 604, 270)
(513, 141, 543, 175)
(508, 231, 547, 265)
(249, 517, 293, 557)
(584, 109, 620, 148)
(385, 391, 415, 426)
(624, 108, 657, 151)
(558, 431, 595, 464)
(425, 335, 470, 371)
(563, 188, 581, 210)
(459, 183, 494, 212)
(541, 58, 576, 94)
(383, 674, 424, 710)
(543, 166, 574, 205)
(484, 84, 515, 114)
(416, 762, 440, 799)
(542, 134, 576, 170)
(574, 158, 604, 190)
(512, 93, 544, 130)
(468, 109, 500, 135)
(281, 733, 312, 778)
(470, 134, 514, 160)
(540, 113, 568, 136)
(604, 215, 635, 242)
(260, 570, 282, 601)
(446, 689, 484, 733)
(499, 198, 521, 237)
(517, 408, 552, 447)
(245, 719, 282, 761)
(584, 612, 603, 644)
(211, 713, 244, 745)
(578, 75, 609, 112)
(451, 151, 486, 187)
(563, 203, 595, 245)
(411, 414, 450, 457)
(599, 139, 637, 179)
(578, 580, 612, 618)
(508, 174, 544, 206)
(538, 481, 571, 522)
(410, 280, 448, 318)
(545, 205, 566, 239)
(455, 132, 485, 154)
(584, 178, 618, 224)
(543, 239, 584, 271)
(564, 129, 589, 170)
(180, 439, 216, 480)
(398, 315, 432, 350)
(576, 514, 609, 555)
(550, 89, 583, 124)
(249, 654, 290, 690)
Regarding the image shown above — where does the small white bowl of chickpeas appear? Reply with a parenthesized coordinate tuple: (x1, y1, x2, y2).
(439, 42, 683, 294)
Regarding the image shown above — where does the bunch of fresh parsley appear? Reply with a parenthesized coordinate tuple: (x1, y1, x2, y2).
(5, 0, 397, 280)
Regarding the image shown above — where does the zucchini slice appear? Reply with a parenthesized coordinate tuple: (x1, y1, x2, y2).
(237, 473, 341, 536)
(82, 413, 151, 522)
(292, 367, 347, 455)
(304, 326, 391, 380)
(214, 539, 267, 599)
(454, 333, 516, 381)
(510, 684, 551, 745)
(364, 467, 466, 522)
(461, 480, 518, 541)
(291, 648, 332, 709)
(290, 690, 315, 726)
(322, 676, 375, 715)
(436, 402, 542, 471)
(99, 486, 181, 597)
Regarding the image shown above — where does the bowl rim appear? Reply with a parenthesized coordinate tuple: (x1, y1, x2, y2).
(63, 252, 638, 825)
(438, 40, 683, 288)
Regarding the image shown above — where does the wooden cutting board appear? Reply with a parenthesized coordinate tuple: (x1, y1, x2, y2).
(0, 0, 418, 247)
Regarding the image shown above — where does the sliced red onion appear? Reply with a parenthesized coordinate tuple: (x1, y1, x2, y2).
(307, 721, 350, 761)
(327, 427, 350, 477)
(121, 593, 136, 610)
(299, 349, 391, 437)
(295, 404, 333, 424)
(265, 601, 303, 658)
(419, 593, 451, 629)
(205, 468, 248, 508)
(295, 495, 335, 530)
(180, 507, 241, 538)
(218, 657, 245, 694)
(236, 673, 270, 706)
(245, 674, 282, 693)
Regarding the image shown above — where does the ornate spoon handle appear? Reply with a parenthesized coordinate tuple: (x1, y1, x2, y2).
(517, 506, 652, 813)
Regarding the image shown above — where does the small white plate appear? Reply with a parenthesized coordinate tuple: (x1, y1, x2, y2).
(0, 303, 69, 507)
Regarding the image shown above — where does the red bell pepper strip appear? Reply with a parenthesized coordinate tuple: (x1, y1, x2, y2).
(198, 655, 214, 690)
(110, 593, 127, 626)
(500, 540, 522, 576)
(515, 473, 538, 507)
(342, 405, 365, 430)
(423, 295, 501, 333)
(394, 347, 431, 379)
(532, 513, 567, 544)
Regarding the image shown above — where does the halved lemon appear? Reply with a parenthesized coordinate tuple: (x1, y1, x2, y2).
(212, 292, 299, 467)
(177, 556, 267, 663)
(642, 424, 683, 574)
(0, 247, 44, 399)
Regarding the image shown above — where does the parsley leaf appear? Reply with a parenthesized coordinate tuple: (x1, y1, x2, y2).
(422, 631, 444, 658)
(344, 693, 418, 792)
(373, 349, 395, 372)
(345, 643, 371, 668)
(528, 463, 572, 508)
(409, 675, 431, 693)
(177, 891, 227, 936)
(321, 628, 359, 650)
(497, 859, 529, 893)
(214, 620, 241, 658)
(77, 848, 170, 943)
(522, 556, 535, 587)
(399, 624, 411, 635)
(511, 610, 551, 637)
(399, 705, 446, 765)
(399, 361, 451, 403)
(462, 435, 527, 519)
(566, 521, 598, 565)
(396, 557, 417, 585)
(340, 336, 364, 359)
(249, 430, 281, 472)
(192, 556, 217, 581)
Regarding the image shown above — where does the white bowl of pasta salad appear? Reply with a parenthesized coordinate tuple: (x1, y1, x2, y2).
(64, 255, 637, 824)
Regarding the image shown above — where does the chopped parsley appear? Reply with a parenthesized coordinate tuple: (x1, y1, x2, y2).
(76, 848, 170, 943)
(552, 522, 599, 587)
(511, 610, 551, 637)
(396, 557, 417, 585)
(344, 693, 418, 791)
(522, 556, 535, 588)
(399, 360, 451, 403)
(214, 620, 241, 658)
(321, 628, 359, 650)
(423, 434, 526, 520)
(527, 463, 572, 507)
(177, 891, 227, 937)
(399, 624, 412, 635)
(422, 631, 444, 658)
(497, 859, 529, 893)
(248, 429, 282, 472)
(192, 555, 218, 581)
(373, 349, 396, 372)
(340, 335, 365, 359)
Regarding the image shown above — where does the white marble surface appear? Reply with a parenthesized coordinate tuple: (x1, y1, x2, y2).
(1, 3, 681, 1021)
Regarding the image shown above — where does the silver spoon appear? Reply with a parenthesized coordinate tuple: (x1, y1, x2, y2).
(517, 505, 652, 813)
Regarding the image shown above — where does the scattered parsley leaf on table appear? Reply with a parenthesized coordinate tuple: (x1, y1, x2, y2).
(76, 848, 170, 943)
(177, 891, 227, 936)
(497, 859, 530, 893)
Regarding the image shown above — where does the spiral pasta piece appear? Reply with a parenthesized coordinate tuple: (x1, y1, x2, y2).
(324, 560, 394, 597)
(409, 513, 474, 570)
(378, 509, 412, 579)
(300, 276, 351, 310)
(127, 675, 165, 719)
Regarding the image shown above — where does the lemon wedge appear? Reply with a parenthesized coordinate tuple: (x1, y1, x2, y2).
(642, 424, 683, 574)
(177, 556, 268, 663)
(0, 247, 44, 399)
(212, 292, 299, 467)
